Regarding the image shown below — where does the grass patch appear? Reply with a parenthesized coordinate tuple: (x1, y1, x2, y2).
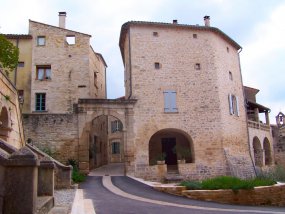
(180, 176, 276, 191)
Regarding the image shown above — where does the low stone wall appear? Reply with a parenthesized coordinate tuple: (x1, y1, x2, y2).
(154, 184, 285, 206)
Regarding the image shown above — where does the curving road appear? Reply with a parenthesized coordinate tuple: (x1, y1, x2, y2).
(79, 176, 285, 214)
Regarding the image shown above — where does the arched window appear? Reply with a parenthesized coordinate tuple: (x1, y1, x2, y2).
(263, 138, 272, 165)
(229, 94, 239, 116)
(253, 137, 263, 167)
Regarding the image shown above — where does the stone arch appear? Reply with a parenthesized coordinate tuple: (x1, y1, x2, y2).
(263, 137, 272, 165)
(253, 136, 263, 167)
(0, 106, 10, 141)
(149, 128, 194, 166)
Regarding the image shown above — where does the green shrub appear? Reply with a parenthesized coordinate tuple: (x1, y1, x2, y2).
(180, 176, 276, 191)
(72, 169, 86, 183)
(180, 181, 202, 190)
(257, 165, 285, 182)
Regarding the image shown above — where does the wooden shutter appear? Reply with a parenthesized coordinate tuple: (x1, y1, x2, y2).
(228, 94, 233, 115)
(236, 96, 239, 116)
(164, 91, 171, 112)
(170, 91, 177, 112)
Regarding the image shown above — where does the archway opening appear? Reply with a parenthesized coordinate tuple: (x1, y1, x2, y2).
(253, 137, 263, 167)
(89, 115, 124, 169)
(263, 138, 272, 165)
(0, 107, 10, 141)
(149, 129, 194, 170)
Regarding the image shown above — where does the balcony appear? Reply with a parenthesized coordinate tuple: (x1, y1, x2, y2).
(248, 120, 270, 132)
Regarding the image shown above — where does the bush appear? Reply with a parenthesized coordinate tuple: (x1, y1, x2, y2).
(180, 176, 276, 191)
(180, 181, 202, 190)
(257, 165, 285, 182)
(67, 159, 86, 183)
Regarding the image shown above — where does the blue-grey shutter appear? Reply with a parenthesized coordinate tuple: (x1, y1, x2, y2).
(236, 96, 239, 116)
(164, 91, 171, 112)
(170, 91, 177, 112)
(229, 94, 233, 115)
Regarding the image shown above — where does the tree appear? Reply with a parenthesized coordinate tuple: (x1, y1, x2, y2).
(0, 34, 19, 75)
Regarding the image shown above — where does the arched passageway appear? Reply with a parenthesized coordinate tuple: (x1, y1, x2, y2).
(149, 129, 194, 170)
(0, 107, 10, 141)
(253, 137, 263, 167)
(89, 115, 124, 169)
(263, 138, 272, 165)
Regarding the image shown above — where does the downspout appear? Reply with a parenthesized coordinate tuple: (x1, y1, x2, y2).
(127, 28, 132, 99)
(238, 47, 257, 176)
(104, 67, 107, 99)
(14, 38, 19, 86)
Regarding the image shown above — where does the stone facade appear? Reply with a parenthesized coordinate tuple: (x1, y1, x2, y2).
(0, 70, 25, 148)
(272, 112, 285, 168)
(29, 18, 106, 113)
(4, 34, 33, 113)
(119, 21, 255, 180)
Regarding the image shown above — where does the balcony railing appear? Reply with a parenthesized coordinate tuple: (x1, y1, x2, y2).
(248, 120, 270, 131)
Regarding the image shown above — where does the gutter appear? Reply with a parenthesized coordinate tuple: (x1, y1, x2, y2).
(14, 38, 19, 86)
(127, 28, 132, 99)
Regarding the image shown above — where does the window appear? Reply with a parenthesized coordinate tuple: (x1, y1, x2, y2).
(36, 65, 51, 80)
(35, 93, 46, 111)
(154, 62, 160, 69)
(227, 47, 229, 53)
(153, 32, 158, 37)
(228, 94, 239, 116)
(229, 71, 233, 80)
(18, 90, 24, 104)
(112, 142, 120, 154)
(111, 120, 123, 133)
(37, 36, 45, 46)
(66, 35, 75, 45)
(18, 62, 25, 67)
(193, 34, 197, 39)
(164, 90, 178, 112)
(94, 72, 98, 87)
(195, 63, 201, 70)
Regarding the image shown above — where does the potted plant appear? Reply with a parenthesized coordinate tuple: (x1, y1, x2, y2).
(176, 145, 191, 164)
(156, 152, 166, 165)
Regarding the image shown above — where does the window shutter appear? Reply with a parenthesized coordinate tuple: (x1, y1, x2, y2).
(170, 91, 177, 112)
(164, 91, 171, 112)
(236, 96, 240, 116)
(228, 94, 233, 115)
(111, 121, 115, 133)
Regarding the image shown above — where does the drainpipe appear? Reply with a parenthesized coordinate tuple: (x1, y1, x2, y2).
(127, 28, 132, 99)
(238, 47, 257, 176)
(14, 38, 19, 86)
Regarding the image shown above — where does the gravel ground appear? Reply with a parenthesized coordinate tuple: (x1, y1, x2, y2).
(54, 188, 77, 211)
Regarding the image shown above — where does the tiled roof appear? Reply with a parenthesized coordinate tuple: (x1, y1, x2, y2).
(2, 34, 32, 39)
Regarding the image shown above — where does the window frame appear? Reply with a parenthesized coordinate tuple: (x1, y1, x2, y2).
(37, 36, 46, 46)
(36, 65, 51, 80)
(228, 94, 239, 116)
(35, 93, 46, 112)
(111, 120, 123, 133)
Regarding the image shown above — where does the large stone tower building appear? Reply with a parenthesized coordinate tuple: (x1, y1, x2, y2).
(119, 17, 255, 180)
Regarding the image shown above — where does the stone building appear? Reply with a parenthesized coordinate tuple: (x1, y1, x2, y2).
(117, 18, 255, 180)
(4, 34, 32, 113)
(244, 86, 274, 171)
(272, 112, 285, 167)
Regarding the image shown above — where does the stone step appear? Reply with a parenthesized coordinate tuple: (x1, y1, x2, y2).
(48, 207, 69, 214)
(36, 196, 54, 214)
(164, 173, 184, 183)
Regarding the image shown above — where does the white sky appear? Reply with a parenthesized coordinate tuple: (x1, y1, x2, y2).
(0, 0, 284, 124)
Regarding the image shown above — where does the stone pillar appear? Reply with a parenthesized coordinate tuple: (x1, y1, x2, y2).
(265, 111, 270, 125)
(38, 157, 55, 196)
(4, 147, 39, 214)
(78, 130, 89, 174)
(254, 108, 260, 123)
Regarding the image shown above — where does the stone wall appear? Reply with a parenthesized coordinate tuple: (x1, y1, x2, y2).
(23, 113, 78, 164)
(121, 22, 254, 180)
(0, 70, 25, 148)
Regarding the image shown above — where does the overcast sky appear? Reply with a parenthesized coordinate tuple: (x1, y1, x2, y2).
(0, 0, 284, 124)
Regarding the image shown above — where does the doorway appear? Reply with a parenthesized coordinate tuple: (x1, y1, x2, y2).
(161, 138, 177, 166)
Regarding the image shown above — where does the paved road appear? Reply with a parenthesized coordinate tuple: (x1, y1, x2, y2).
(79, 176, 285, 214)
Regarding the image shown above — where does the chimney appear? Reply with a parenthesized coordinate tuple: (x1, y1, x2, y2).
(204, 15, 210, 27)
(58, 12, 66, 28)
(173, 19, 178, 24)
